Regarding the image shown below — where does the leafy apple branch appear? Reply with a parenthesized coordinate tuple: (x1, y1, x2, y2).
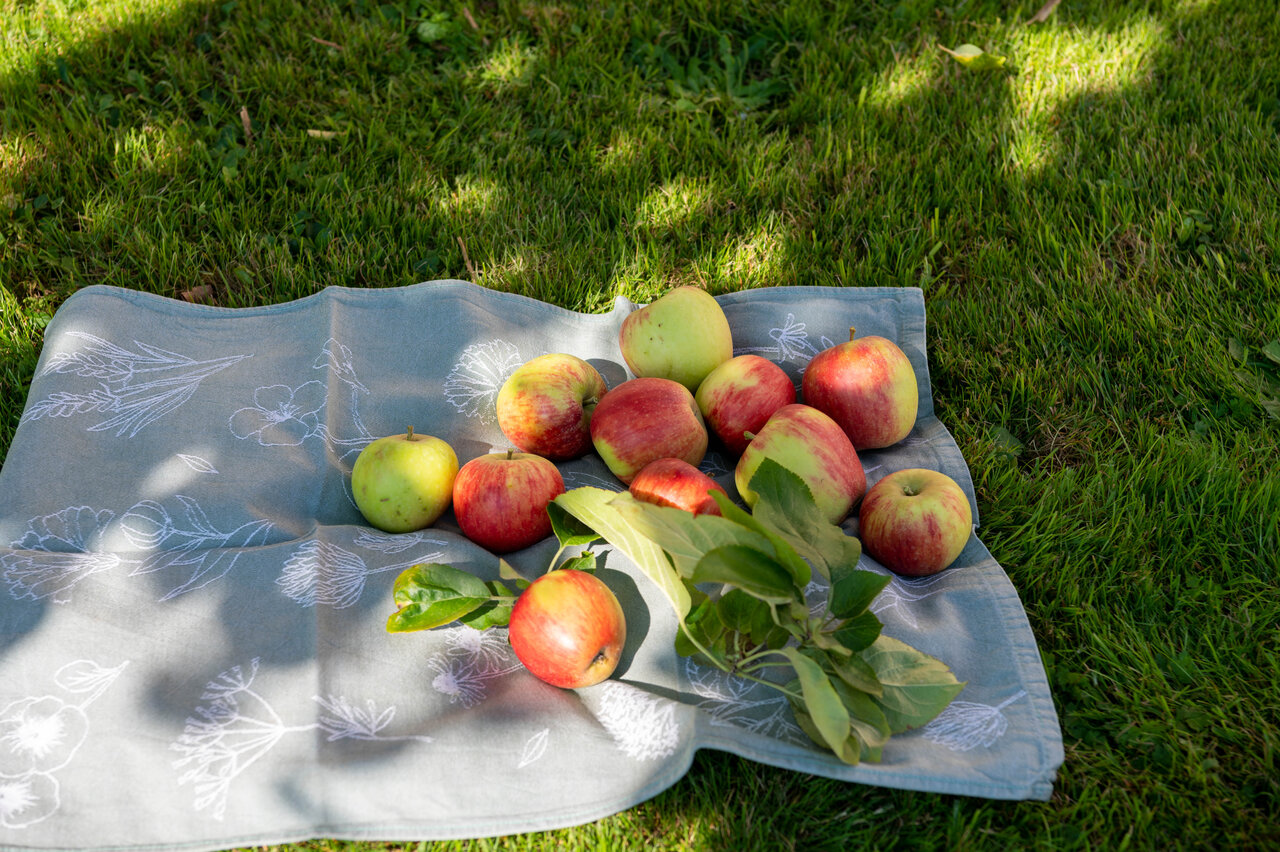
(551, 459, 966, 765)
(385, 459, 964, 764)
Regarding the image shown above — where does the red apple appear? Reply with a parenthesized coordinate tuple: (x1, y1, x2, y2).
(629, 457, 726, 516)
(508, 569, 627, 689)
(735, 404, 866, 524)
(618, 286, 733, 392)
(496, 353, 608, 460)
(452, 451, 565, 553)
(801, 329, 919, 450)
(694, 354, 796, 456)
(589, 377, 708, 484)
(859, 468, 972, 576)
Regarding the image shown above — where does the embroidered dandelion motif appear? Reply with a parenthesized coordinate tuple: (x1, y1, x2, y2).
(427, 629, 522, 708)
(277, 540, 432, 609)
(923, 690, 1027, 751)
(594, 682, 680, 761)
(443, 339, 522, 424)
(172, 659, 431, 820)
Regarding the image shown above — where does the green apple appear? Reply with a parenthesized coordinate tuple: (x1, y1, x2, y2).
(618, 286, 733, 392)
(735, 404, 866, 524)
(351, 427, 459, 533)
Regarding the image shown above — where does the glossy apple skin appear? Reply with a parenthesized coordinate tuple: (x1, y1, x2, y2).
(629, 457, 727, 516)
(735, 404, 866, 524)
(452, 451, 565, 553)
(496, 353, 608, 461)
(508, 569, 627, 689)
(619, 286, 733, 392)
(590, 377, 708, 484)
(352, 430, 458, 533)
(802, 332, 919, 450)
(859, 468, 972, 576)
(695, 354, 796, 456)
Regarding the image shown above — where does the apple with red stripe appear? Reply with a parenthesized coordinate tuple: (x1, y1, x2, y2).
(629, 457, 727, 516)
(695, 354, 796, 457)
(508, 569, 627, 689)
(590, 377, 708, 485)
(802, 328, 919, 450)
(452, 450, 565, 553)
(496, 353, 608, 461)
(859, 468, 972, 577)
(735, 404, 866, 524)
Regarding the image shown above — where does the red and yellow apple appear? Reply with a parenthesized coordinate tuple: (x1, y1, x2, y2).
(802, 330, 918, 450)
(619, 286, 733, 392)
(695, 354, 796, 456)
(508, 569, 627, 689)
(858, 468, 972, 576)
(735, 404, 866, 524)
(629, 457, 726, 516)
(351, 428, 458, 533)
(589, 377, 708, 484)
(496, 353, 608, 461)
(452, 451, 565, 553)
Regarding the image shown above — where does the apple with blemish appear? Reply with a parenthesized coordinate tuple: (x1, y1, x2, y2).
(618, 286, 733, 392)
(802, 329, 919, 450)
(496, 353, 608, 461)
(452, 451, 565, 553)
(629, 457, 727, 516)
(695, 354, 796, 456)
(858, 468, 972, 576)
(735, 404, 866, 524)
(589, 377, 708, 484)
(351, 428, 458, 533)
(508, 569, 627, 689)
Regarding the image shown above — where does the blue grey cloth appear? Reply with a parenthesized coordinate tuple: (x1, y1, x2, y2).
(0, 281, 1061, 849)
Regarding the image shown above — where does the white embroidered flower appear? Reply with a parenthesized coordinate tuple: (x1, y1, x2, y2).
(229, 381, 326, 446)
(443, 339, 521, 424)
(0, 697, 89, 778)
(428, 656, 491, 709)
(0, 772, 59, 829)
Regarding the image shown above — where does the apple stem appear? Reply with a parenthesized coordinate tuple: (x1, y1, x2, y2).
(848, 326, 856, 342)
(406, 425, 415, 440)
(507, 448, 515, 460)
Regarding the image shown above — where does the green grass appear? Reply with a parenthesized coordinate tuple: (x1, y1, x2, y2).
(2, 0, 1278, 849)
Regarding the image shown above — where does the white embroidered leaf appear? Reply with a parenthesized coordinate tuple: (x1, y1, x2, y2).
(517, 728, 550, 769)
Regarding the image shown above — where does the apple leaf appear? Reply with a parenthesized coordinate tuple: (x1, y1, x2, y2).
(710, 490, 811, 588)
(691, 545, 796, 604)
(498, 558, 531, 590)
(386, 563, 493, 633)
(553, 488, 691, 617)
(781, 647, 851, 757)
(830, 609, 883, 653)
(547, 500, 601, 549)
(861, 635, 967, 733)
(939, 43, 1007, 71)
(610, 496, 781, 581)
(456, 599, 514, 630)
(828, 565, 890, 619)
(747, 458, 861, 582)
(831, 677, 893, 752)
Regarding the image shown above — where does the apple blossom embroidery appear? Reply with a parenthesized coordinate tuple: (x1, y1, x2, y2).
(171, 658, 431, 821)
(228, 338, 375, 461)
(22, 332, 249, 437)
(427, 627, 522, 708)
(923, 690, 1027, 751)
(276, 534, 446, 609)
(684, 659, 801, 741)
(0, 659, 128, 830)
(594, 682, 681, 762)
(443, 339, 522, 424)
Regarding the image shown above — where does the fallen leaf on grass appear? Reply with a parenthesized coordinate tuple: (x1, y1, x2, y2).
(306, 129, 344, 140)
(939, 44, 1007, 72)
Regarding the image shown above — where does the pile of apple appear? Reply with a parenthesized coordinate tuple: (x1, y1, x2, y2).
(356, 286, 973, 689)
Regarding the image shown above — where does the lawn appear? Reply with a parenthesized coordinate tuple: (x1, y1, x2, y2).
(1, 0, 1278, 849)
